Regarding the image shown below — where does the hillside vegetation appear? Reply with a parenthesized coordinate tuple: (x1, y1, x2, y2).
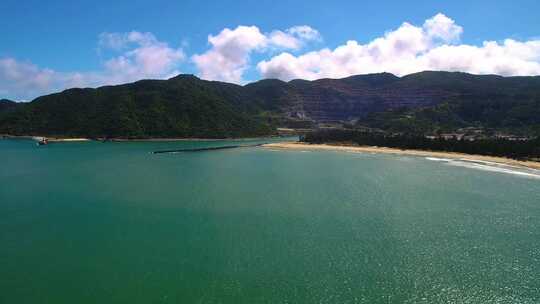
(0, 76, 273, 138)
(2, 71, 540, 138)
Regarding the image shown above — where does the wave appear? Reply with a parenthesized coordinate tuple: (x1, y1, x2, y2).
(425, 157, 453, 162)
(457, 158, 525, 169)
(448, 161, 540, 179)
(425, 157, 540, 179)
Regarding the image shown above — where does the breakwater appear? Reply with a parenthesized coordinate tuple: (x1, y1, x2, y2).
(152, 143, 264, 154)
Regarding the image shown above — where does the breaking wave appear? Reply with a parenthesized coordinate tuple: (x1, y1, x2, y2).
(425, 157, 540, 179)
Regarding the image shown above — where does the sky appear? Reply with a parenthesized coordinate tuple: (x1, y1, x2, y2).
(1, 0, 540, 101)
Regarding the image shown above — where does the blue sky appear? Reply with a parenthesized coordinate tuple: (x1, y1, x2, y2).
(1, 0, 540, 100)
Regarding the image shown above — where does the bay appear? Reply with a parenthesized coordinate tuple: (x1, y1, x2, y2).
(1, 139, 539, 303)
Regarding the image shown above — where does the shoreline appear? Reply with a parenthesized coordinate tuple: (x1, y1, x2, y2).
(0, 135, 286, 142)
(263, 142, 540, 170)
(0, 135, 91, 142)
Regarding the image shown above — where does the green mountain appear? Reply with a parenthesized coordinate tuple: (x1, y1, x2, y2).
(0, 75, 273, 138)
(1, 71, 540, 138)
(248, 71, 540, 135)
(358, 97, 540, 135)
(356, 72, 540, 135)
(0, 99, 18, 113)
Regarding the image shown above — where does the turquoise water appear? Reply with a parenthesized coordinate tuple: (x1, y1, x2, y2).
(1, 139, 539, 303)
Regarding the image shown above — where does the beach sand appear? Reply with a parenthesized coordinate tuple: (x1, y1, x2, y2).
(263, 142, 540, 170)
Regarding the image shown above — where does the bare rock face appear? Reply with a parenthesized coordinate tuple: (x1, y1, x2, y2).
(247, 74, 452, 122)
(284, 81, 453, 122)
(247, 71, 540, 123)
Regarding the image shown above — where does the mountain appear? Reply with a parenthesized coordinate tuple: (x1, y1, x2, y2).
(354, 72, 540, 135)
(0, 75, 273, 138)
(248, 71, 540, 125)
(1, 71, 540, 138)
(0, 99, 18, 113)
(246, 71, 540, 135)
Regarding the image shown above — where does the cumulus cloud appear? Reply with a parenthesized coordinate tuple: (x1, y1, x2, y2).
(192, 26, 267, 83)
(269, 30, 302, 49)
(0, 58, 58, 100)
(258, 13, 540, 80)
(423, 13, 463, 43)
(287, 25, 322, 42)
(1, 31, 184, 100)
(98, 31, 159, 51)
(99, 31, 185, 84)
(4, 14, 540, 101)
(192, 25, 320, 83)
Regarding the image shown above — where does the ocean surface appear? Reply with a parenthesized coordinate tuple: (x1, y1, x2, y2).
(1, 138, 539, 303)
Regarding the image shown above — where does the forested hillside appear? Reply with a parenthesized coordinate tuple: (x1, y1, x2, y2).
(2, 71, 540, 138)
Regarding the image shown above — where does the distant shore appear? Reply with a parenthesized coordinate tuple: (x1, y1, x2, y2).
(0, 134, 287, 142)
(263, 142, 540, 170)
(0, 135, 91, 142)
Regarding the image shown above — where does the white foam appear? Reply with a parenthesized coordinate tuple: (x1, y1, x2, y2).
(425, 156, 540, 179)
(425, 157, 452, 162)
(458, 158, 524, 169)
(447, 161, 540, 179)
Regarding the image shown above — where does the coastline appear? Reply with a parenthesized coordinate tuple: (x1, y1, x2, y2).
(1, 135, 285, 142)
(0, 135, 91, 142)
(263, 142, 540, 170)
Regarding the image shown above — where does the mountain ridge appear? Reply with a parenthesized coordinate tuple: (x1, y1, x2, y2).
(2, 71, 540, 138)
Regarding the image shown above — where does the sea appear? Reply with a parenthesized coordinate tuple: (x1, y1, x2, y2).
(1, 138, 539, 303)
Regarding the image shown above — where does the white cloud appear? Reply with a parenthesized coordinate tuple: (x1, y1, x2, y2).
(269, 30, 302, 49)
(91, 31, 185, 85)
(423, 13, 463, 43)
(98, 31, 160, 51)
(192, 26, 267, 83)
(192, 25, 320, 83)
(1, 31, 184, 100)
(287, 25, 321, 42)
(258, 13, 540, 80)
(419, 40, 540, 75)
(0, 58, 58, 100)
(4, 14, 540, 101)
(101, 32, 184, 84)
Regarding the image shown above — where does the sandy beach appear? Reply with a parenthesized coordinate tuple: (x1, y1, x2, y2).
(0, 135, 92, 142)
(264, 142, 540, 170)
